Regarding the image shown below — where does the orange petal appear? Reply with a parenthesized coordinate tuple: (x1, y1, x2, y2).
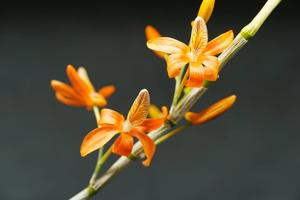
(127, 89, 150, 127)
(145, 25, 165, 58)
(112, 133, 134, 157)
(167, 54, 189, 78)
(129, 128, 156, 167)
(99, 108, 125, 128)
(89, 92, 107, 107)
(66, 65, 92, 103)
(189, 17, 208, 52)
(140, 106, 168, 132)
(147, 37, 188, 54)
(205, 30, 234, 56)
(140, 118, 164, 133)
(185, 63, 204, 88)
(185, 95, 237, 125)
(80, 125, 119, 157)
(55, 93, 85, 107)
(51, 80, 82, 100)
(202, 56, 219, 81)
(98, 85, 116, 98)
(77, 67, 96, 92)
(197, 0, 215, 23)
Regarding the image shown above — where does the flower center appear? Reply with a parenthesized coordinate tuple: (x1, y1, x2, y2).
(123, 120, 133, 132)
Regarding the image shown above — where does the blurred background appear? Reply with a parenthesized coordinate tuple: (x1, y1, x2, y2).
(0, 0, 298, 199)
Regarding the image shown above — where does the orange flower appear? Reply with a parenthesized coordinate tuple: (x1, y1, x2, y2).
(147, 17, 234, 87)
(185, 95, 236, 125)
(145, 25, 165, 58)
(80, 89, 166, 167)
(51, 65, 116, 110)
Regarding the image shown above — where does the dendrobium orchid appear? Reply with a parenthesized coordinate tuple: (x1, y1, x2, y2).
(147, 17, 234, 87)
(51, 65, 115, 110)
(80, 89, 167, 166)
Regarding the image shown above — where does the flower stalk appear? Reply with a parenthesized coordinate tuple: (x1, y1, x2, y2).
(89, 106, 105, 186)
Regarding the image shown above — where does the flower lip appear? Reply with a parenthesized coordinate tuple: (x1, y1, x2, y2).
(123, 120, 133, 132)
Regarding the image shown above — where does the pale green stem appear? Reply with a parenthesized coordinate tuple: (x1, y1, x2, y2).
(70, 0, 281, 199)
(170, 66, 187, 114)
(155, 124, 191, 145)
(89, 106, 104, 186)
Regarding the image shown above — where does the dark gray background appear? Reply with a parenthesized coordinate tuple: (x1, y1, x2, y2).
(0, 0, 298, 199)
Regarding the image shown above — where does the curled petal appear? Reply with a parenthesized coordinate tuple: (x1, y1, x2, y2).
(98, 85, 116, 98)
(80, 125, 120, 157)
(77, 67, 95, 92)
(55, 93, 85, 107)
(112, 133, 134, 156)
(167, 54, 189, 78)
(127, 89, 150, 127)
(145, 25, 165, 58)
(185, 95, 237, 125)
(99, 108, 125, 128)
(51, 80, 82, 100)
(202, 56, 219, 81)
(147, 37, 188, 54)
(190, 17, 208, 52)
(205, 30, 234, 56)
(185, 63, 204, 88)
(66, 65, 92, 103)
(129, 128, 156, 167)
(198, 0, 215, 23)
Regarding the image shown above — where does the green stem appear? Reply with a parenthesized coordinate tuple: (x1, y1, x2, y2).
(241, 0, 281, 40)
(170, 66, 187, 113)
(89, 106, 105, 186)
(171, 69, 189, 113)
(155, 124, 191, 145)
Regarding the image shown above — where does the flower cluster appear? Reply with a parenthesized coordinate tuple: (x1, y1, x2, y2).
(50, 0, 236, 168)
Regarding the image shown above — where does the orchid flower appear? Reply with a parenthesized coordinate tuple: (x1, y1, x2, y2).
(51, 65, 115, 110)
(80, 89, 167, 166)
(147, 17, 233, 87)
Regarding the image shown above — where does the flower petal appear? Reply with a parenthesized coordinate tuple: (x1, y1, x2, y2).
(129, 128, 156, 167)
(202, 56, 219, 81)
(99, 108, 125, 128)
(80, 125, 119, 157)
(147, 37, 188, 54)
(51, 80, 82, 100)
(89, 92, 107, 107)
(205, 30, 234, 56)
(77, 67, 95, 92)
(66, 65, 92, 102)
(197, 0, 215, 23)
(55, 93, 85, 107)
(185, 63, 204, 88)
(145, 25, 165, 58)
(98, 85, 116, 98)
(127, 89, 150, 127)
(167, 54, 189, 78)
(185, 95, 237, 125)
(190, 17, 208, 52)
(112, 133, 134, 157)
